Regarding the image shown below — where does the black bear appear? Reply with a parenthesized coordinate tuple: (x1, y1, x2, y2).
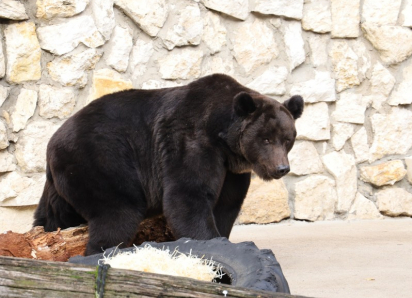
(33, 74, 304, 255)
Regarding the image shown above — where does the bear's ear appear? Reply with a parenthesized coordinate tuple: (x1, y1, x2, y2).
(234, 92, 257, 117)
(283, 95, 304, 119)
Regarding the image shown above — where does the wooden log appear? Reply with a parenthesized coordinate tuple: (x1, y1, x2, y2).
(0, 226, 89, 261)
(0, 256, 307, 298)
(0, 215, 175, 261)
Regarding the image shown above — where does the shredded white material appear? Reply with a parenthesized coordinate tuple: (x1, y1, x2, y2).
(100, 244, 224, 282)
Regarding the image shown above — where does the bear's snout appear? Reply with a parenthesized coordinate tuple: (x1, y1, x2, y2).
(276, 165, 290, 176)
(259, 163, 290, 180)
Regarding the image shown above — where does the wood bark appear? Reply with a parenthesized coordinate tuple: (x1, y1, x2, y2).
(0, 215, 175, 261)
(0, 256, 306, 298)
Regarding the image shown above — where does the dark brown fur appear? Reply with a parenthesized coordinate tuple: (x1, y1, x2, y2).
(33, 74, 304, 255)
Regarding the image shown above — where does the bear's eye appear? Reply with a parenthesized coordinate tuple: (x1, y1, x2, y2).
(263, 138, 270, 144)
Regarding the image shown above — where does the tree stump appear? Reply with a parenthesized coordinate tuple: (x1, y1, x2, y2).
(132, 215, 176, 245)
(0, 215, 175, 261)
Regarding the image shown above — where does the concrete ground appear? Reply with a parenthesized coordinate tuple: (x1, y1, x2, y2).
(229, 218, 412, 298)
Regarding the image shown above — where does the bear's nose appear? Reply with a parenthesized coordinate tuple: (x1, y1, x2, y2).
(276, 165, 290, 175)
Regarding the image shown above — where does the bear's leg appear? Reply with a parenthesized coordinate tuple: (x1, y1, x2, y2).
(33, 181, 49, 228)
(49, 163, 148, 255)
(213, 172, 251, 238)
(163, 182, 222, 240)
(33, 179, 86, 231)
(86, 207, 145, 255)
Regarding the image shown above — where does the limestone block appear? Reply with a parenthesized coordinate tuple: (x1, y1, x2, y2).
(352, 40, 371, 83)
(88, 69, 133, 103)
(405, 157, 412, 184)
(1, 111, 10, 123)
(328, 39, 369, 88)
(114, 0, 168, 37)
(330, 40, 363, 92)
(37, 15, 105, 55)
(308, 33, 329, 67)
(11, 89, 38, 133)
(290, 71, 336, 103)
(15, 121, 60, 173)
(302, 0, 332, 33)
(365, 94, 387, 111)
(296, 102, 330, 141)
(36, 0, 89, 19)
(0, 0, 28, 20)
(362, 23, 412, 65)
(47, 49, 102, 88)
(0, 121, 8, 150)
(246, 67, 288, 96)
(0, 37, 5, 79)
(91, 0, 115, 40)
(0, 86, 10, 107)
(362, 0, 402, 25)
(0, 150, 16, 173)
(376, 188, 412, 217)
(105, 26, 133, 73)
(388, 59, 412, 106)
(200, 0, 249, 21)
(141, 80, 183, 90)
(0, 172, 45, 207)
(253, 0, 303, 20)
(202, 11, 227, 55)
(283, 21, 305, 71)
(237, 177, 290, 224)
(5, 22, 41, 84)
(322, 151, 357, 213)
(350, 127, 369, 163)
(348, 193, 382, 220)
(0, 206, 37, 233)
(38, 85, 76, 119)
(399, 0, 412, 27)
(370, 62, 396, 97)
(163, 4, 203, 50)
(270, 18, 282, 28)
(369, 108, 412, 162)
(332, 123, 355, 151)
(331, 0, 360, 38)
(159, 48, 203, 80)
(360, 160, 407, 187)
(231, 19, 278, 74)
(294, 175, 337, 221)
(130, 40, 154, 79)
(288, 141, 323, 176)
(0, 172, 30, 202)
(201, 56, 235, 77)
(332, 92, 367, 124)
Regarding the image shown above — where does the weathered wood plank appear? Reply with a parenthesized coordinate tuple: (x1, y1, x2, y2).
(0, 256, 307, 298)
(0, 256, 96, 297)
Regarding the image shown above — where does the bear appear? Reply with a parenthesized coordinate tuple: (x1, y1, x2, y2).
(33, 74, 304, 255)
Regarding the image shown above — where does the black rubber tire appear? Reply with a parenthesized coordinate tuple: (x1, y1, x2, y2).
(69, 237, 290, 293)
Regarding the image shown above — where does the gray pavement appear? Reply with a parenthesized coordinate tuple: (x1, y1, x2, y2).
(229, 218, 412, 298)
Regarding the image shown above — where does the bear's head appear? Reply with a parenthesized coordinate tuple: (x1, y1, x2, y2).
(234, 92, 304, 181)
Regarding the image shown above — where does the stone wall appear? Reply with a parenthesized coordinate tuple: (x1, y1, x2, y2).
(1, 0, 412, 233)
